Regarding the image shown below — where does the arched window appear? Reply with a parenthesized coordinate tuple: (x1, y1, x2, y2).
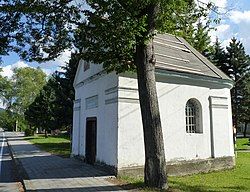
(185, 99, 202, 133)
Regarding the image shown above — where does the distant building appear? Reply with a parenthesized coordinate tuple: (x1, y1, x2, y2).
(72, 33, 235, 176)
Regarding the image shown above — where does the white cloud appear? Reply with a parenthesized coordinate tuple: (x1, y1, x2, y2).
(229, 10, 250, 24)
(40, 68, 55, 76)
(217, 24, 230, 33)
(1, 50, 72, 79)
(221, 38, 231, 48)
(40, 49, 71, 68)
(0, 61, 29, 78)
(209, 24, 230, 42)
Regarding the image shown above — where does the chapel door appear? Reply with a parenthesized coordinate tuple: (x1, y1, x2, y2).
(85, 117, 97, 165)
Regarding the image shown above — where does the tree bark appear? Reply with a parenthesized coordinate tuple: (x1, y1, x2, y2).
(15, 119, 18, 132)
(244, 122, 248, 138)
(135, 4, 167, 189)
(45, 130, 48, 138)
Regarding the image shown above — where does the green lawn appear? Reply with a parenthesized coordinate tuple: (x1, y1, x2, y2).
(236, 138, 250, 150)
(24, 134, 71, 157)
(120, 139, 250, 191)
(168, 152, 250, 192)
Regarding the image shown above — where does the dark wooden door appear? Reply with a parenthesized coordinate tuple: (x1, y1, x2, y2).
(85, 118, 97, 164)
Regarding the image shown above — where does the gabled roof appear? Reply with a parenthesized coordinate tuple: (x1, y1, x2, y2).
(154, 33, 232, 81)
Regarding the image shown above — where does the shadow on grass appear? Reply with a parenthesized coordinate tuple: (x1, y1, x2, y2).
(23, 136, 71, 157)
(32, 142, 71, 157)
(24, 134, 70, 140)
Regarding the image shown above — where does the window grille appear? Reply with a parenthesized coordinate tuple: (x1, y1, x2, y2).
(185, 99, 202, 133)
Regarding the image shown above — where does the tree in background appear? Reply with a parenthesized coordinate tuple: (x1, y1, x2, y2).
(192, 22, 212, 56)
(0, 76, 14, 109)
(209, 38, 250, 135)
(54, 52, 79, 131)
(25, 77, 57, 137)
(12, 67, 47, 114)
(210, 38, 228, 74)
(225, 38, 250, 130)
(25, 52, 79, 135)
(0, 110, 16, 131)
(239, 76, 250, 137)
(0, 67, 46, 131)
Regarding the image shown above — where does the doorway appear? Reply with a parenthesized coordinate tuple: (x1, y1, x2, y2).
(85, 117, 97, 164)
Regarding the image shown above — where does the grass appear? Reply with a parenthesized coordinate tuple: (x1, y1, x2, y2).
(24, 134, 71, 157)
(120, 140, 250, 191)
(236, 138, 250, 150)
(168, 152, 250, 192)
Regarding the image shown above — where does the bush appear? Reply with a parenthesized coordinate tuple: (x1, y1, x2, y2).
(24, 128, 35, 136)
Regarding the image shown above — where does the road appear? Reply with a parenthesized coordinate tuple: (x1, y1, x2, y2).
(0, 128, 23, 192)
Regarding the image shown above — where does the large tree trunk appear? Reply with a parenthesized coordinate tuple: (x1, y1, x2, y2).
(135, 4, 167, 189)
(136, 40, 167, 189)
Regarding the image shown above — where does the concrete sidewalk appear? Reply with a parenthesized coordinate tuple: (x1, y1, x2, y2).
(6, 132, 132, 192)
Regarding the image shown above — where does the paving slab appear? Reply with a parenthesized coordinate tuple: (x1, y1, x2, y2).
(5, 132, 133, 192)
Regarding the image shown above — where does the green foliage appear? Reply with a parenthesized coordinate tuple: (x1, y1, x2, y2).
(0, 0, 80, 61)
(76, 0, 213, 73)
(0, 0, 214, 71)
(0, 110, 15, 131)
(25, 52, 79, 132)
(24, 127, 35, 136)
(12, 67, 47, 114)
(192, 22, 212, 56)
(210, 38, 250, 128)
(226, 38, 250, 127)
(25, 77, 57, 132)
(0, 67, 46, 131)
(240, 76, 250, 125)
(54, 52, 79, 129)
(0, 76, 14, 109)
(210, 38, 228, 73)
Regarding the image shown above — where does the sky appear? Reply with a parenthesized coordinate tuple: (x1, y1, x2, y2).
(1, 0, 250, 78)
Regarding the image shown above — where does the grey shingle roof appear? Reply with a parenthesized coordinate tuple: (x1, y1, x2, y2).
(154, 33, 231, 81)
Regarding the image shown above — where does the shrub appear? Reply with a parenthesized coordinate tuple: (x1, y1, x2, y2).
(24, 128, 35, 136)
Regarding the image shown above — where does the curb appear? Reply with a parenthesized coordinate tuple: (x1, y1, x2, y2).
(6, 136, 27, 192)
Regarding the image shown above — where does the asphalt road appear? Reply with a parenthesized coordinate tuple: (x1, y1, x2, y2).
(0, 129, 23, 192)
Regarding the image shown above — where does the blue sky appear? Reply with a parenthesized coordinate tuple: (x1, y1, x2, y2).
(1, 0, 250, 78)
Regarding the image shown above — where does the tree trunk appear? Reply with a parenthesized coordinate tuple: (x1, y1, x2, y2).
(134, 4, 167, 189)
(45, 130, 48, 138)
(244, 122, 248, 138)
(136, 41, 167, 189)
(135, 5, 167, 189)
(15, 119, 18, 132)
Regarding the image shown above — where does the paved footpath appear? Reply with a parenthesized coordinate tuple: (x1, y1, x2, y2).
(5, 132, 133, 192)
(0, 130, 24, 192)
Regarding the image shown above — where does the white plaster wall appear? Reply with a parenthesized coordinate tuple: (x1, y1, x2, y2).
(117, 74, 233, 169)
(72, 103, 81, 155)
(117, 77, 145, 168)
(72, 62, 119, 167)
(210, 89, 234, 157)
